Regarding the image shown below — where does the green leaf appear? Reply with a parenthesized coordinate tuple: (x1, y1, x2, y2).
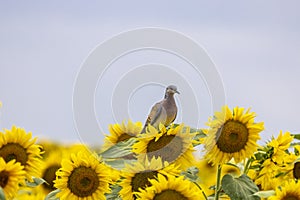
(294, 146, 300, 156)
(193, 129, 206, 137)
(105, 184, 122, 200)
(224, 162, 240, 169)
(174, 124, 207, 145)
(180, 166, 199, 182)
(292, 134, 300, 140)
(253, 190, 275, 198)
(254, 151, 267, 161)
(44, 189, 60, 200)
(0, 187, 5, 200)
(26, 177, 46, 187)
(275, 171, 288, 178)
(99, 138, 137, 159)
(207, 197, 215, 200)
(221, 174, 260, 200)
(104, 159, 135, 170)
(250, 164, 261, 170)
(107, 195, 122, 200)
(192, 129, 207, 147)
(172, 123, 181, 128)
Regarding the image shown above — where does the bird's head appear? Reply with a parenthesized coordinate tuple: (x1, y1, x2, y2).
(166, 85, 180, 95)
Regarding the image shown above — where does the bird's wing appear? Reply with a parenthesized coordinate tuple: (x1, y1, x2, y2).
(141, 102, 163, 133)
(145, 102, 162, 125)
(170, 109, 177, 123)
(149, 102, 163, 126)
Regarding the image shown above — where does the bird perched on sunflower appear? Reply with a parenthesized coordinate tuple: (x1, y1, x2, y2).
(141, 85, 179, 133)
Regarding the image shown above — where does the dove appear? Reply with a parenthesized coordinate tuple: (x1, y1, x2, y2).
(141, 85, 179, 133)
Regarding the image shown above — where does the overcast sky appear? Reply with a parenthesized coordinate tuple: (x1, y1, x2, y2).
(1, 1, 300, 146)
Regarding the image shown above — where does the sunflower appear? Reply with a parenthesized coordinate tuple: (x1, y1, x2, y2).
(54, 151, 112, 200)
(133, 123, 196, 170)
(204, 106, 264, 165)
(196, 159, 241, 197)
(196, 159, 217, 197)
(269, 180, 300, 200)
(67, 143, 92, 154)
(0, 157, 25, 199)
(103, 120, 142, 150)
(247, 167, 259, 181)
(119, 156, 180, 200)
(38, 140, 63, 159)
(255, 158, 281, 190)
(0, 126, 43, 180)
(277, 153, 300, 182)
(13, 190, 45, 200)
(293, 161, 300, 179)
(40, 151, 62, 194)
(268, 131, 294, 164)
(294, 145, 300, 179)
(135, 173, 201, 200)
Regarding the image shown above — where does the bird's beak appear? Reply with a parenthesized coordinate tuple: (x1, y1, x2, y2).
(175, 90, 180, 94)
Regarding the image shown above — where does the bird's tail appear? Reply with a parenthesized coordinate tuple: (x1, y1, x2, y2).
(140, 125, 147, 134)
(141, 116, 151, 134)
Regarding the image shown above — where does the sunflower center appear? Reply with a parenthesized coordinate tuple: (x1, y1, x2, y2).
(293, 162, 300, 179)
(42, 164, 61, 191)
(216, 120, 249, 153)
(68, 166, 99, 197)
(154, 189, 188, 200)
(146, 135, 183, 163)
(117, 133, 134, 143)
(0, 143, 28, 165)
(283, 195, 300, 200)
(131, 170, 158, 193)
(0, 171, 9, 188)
(230, 133, 238, 141)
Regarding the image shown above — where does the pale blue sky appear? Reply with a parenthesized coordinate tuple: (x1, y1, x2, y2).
(1, 1, 300, 145)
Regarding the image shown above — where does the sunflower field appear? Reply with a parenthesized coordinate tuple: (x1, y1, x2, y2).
(1, 102, 300, 200)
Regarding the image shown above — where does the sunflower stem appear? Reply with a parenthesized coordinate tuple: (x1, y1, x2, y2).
(243, 158, 252, 174)
(193, 182, 208, 200)
(214, 164, 222, 200)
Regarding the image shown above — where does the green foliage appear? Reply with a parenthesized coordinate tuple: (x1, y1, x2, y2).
(254, 150, 268, 161)
(173, 124, 207, 146)
(44, 189, 60, 200)
(99, 138, 136, 159)
(104, 159, 135, 170)
(105, 184, 122, 200)
(253, 190, 275, 198)
(296, 147, 300, 156)
(221, 174, 260, 200)
(292, 134, 300, 140)
(224, 162, 240, 169)
(0, 187, 5, 200)
(180, 166, 199, 182)
(192, 129, 207, 147)
(294, 145, 300, 156)
(25, 177, 46, 187)
(172, 123, 181, 128)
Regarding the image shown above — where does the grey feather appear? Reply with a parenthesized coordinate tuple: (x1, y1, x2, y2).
(141, 85, 179, 133)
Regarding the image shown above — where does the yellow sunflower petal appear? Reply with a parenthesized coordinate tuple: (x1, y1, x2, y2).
(0, 126, 43, 180)
(204, 106, 264, 165)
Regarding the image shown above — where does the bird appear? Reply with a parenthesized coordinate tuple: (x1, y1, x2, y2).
(141, 85, 179, 133)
